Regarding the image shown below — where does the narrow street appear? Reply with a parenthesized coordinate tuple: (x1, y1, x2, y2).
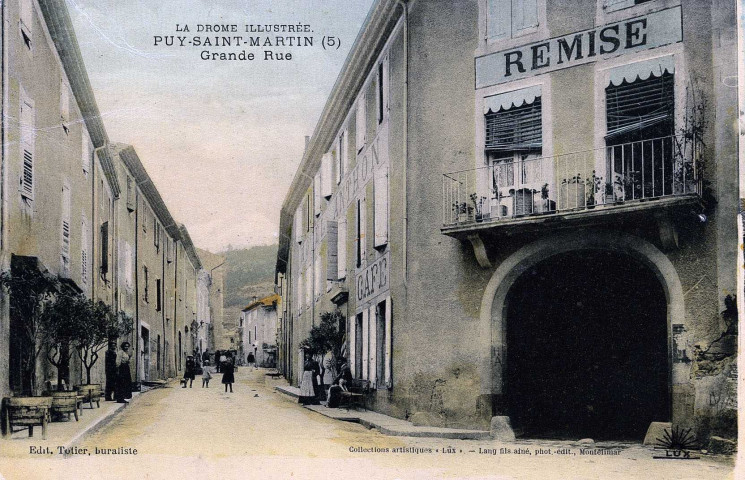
(0, 368, 735, 480)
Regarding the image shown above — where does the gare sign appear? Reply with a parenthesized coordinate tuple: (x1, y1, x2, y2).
(475, 6, 682, 88)
(356, 252, 389, 305)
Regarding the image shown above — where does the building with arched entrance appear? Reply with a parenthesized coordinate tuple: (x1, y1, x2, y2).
(276, 0, 738, 444)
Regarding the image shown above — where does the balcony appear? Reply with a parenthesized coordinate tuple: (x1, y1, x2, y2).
(442, 136, 703, 264)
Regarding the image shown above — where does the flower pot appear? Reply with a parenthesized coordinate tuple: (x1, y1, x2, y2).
(4, 396, 53, 439)
(76, 384, 102, 409)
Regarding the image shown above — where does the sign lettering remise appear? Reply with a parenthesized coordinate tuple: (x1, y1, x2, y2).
(475, 6, 682, 88)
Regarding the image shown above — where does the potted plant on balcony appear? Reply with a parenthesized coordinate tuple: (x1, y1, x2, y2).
(452, 201, 474, 223)
(470, 194, 488, 222)
(558, 174, 586, 211)
(585, 171, 603, 209)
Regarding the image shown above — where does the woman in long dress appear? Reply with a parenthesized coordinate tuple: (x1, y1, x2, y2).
(299, 357, 318, 405)
(114, 342, 133, 403)
(221, 356, 235, 392)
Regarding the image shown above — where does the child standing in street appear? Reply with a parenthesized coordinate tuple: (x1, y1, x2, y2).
(202, 366, 212, 388)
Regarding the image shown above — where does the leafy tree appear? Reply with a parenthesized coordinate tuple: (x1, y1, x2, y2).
(299, 311, 346, 387)
(41, 293, 89, 391)
(76, 300, 133, 385)
(0, 263, 59, 396)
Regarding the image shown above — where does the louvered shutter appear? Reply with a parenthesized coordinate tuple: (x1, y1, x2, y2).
(100, 222, 109, 275)
(337, 219, 347, 279)
(314, 173, 321, 217)
(294, 205, 303, 244)
(326, 221, 338, 281)
(61, 185, 71, 263)
(19, 93, 35, 200)
(81, 219, 88, 287)
(513, 0, 538, 33)
(605, 73, 674, 139)
(321, 153, 333, 198)
(369, 306, 377, 387)
(361, 307, 369, 380)
(384, 296, 392, 388)
(374, 165, 389, 248)
(356, 94, 366, 152)
(341, 130, 349, 179)
(485, 98, 542, 151)
(82, 131, 91, 175)
(383, 55, 390, 114)
(487, 0, 511, 40)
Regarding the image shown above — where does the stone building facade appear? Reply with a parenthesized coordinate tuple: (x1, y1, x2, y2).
(276, 0, 738, 443)
(0, 0, 206, 399)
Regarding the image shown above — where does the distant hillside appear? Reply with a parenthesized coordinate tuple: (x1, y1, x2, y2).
(219, 244, 278, 309)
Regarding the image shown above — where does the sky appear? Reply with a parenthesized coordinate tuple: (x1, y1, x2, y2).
(67, 0, 375, 252)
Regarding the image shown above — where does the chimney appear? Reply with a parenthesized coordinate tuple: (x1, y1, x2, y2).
(304, 135, 310, 152)
(252, 295, 258, 304)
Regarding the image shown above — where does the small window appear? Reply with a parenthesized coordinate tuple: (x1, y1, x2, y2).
(156, 279, 162, 311)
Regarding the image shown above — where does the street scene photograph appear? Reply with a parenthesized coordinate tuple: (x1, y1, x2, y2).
(0, 0, 742, 478)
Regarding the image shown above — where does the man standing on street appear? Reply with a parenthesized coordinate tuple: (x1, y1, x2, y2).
(105, 340, 118, 401)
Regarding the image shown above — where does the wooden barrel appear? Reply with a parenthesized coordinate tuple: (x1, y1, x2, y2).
(7, 397, 52, 425)
(51, 391, 78, 414)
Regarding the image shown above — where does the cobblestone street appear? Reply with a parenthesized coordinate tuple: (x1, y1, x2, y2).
(0, 368, 736, 479)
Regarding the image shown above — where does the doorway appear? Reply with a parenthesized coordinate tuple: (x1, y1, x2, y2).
(503, 249, 669, 440)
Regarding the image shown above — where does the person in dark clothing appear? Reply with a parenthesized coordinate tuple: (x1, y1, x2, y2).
(326, 357, 352, 408)
(215, 350, 222, 373)
(246, 352, 255, 369)
(104, 340, 118, 401)
(114, 342, 133, 403)
(202, 349, 210, 366)
(184, 355, 196, 388)
(222, 356, 235, 392)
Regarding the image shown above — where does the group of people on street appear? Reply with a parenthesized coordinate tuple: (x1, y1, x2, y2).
(183, 350, 235, 392)
(298, 354, 352, 408)
(105, 340, 133, 404)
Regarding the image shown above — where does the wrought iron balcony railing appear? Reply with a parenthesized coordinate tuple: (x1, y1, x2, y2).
(442, 135, 700, 228)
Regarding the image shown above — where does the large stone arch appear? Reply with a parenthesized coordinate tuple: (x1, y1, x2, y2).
(478, 230, 687, 412)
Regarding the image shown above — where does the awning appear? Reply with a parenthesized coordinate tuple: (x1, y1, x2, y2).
(607, 56, 675, 87)
(484, 85, 541, 114)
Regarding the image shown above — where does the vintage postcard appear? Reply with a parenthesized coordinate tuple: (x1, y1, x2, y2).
(0, 0, 742, 478)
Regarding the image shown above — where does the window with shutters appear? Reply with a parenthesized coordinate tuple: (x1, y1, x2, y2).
(124, 241, 133, 289)
(356, 93, 367, 152)
(605, 70, 676, 199)
(355, 198, 366, 268)
(143, 266, 149, 303)
(154, 219, 160, 251)
(487, 0, 539, 41)
(486, 97, 543, 215)
(60, 184, 71, 275)
(321, 152, 333, 198)
(81, 218, 89, 287)
(294, 205, 303, 244)
(126, 176, 135, 211)
(376, 57, 389, 125)
(82, 131, 91, 176)
(313, 173, 321, 217)
(19, 0, 33, 50)
(326, 221, 338, 282)
(19, 92, 35, 201)
(306, 193, 312, 233)
(336, 130, 347, 185)
(314, 254, 322, 299)
(603, 0, 654, 13)
(100, 221, 109, 277)
(374, 165, 389, 249)
(60, 81, 70, 131)
(156, 279, 162, 311)
(337, 219, 347, 280)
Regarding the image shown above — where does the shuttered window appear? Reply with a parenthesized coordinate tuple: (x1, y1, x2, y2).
(326, 221, 338, 281)
(61, 184, 71, 272)
(294, 205, 303, 244)
(605, 73, 674, 140)
(487, 0, 539, 40)
(355, 198, 366, 268)
(81, 218, 89, 286)
(374, 165, 388, 248)
(100, 221, 109, 276)
(19, 92, 35, 201)
(321, 153, 333, 198)
(337, 219, 347, 280)
(485, 97, 542, 151)
(356, 93, 366, 152)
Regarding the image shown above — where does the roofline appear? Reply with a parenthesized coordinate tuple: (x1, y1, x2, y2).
(275, 0, 404, 275)
(37, 0, 121, 197)
(113, 143, 181, 239)
(178, 224, 203, 271)
(241, 293, 281, 312)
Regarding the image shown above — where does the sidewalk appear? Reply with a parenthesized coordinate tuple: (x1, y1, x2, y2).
(0, 390, 148, 458)
(274, 384, 490, 440)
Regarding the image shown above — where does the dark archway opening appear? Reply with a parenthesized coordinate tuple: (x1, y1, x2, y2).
(504, 250, 669, 440)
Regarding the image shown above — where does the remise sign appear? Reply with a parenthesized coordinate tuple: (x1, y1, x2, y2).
(475, 6, 682, 89)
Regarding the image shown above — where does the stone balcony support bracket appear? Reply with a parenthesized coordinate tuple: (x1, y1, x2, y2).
(467, 234, 492, 268)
